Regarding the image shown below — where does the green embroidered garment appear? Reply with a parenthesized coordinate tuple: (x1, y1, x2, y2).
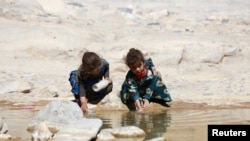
(120, 58, 172, 104)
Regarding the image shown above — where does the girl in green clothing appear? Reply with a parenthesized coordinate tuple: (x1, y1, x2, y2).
(120, 48, 172, 112)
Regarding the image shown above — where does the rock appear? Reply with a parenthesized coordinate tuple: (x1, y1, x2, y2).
(111, 126, 146, 138)
(31, 100, 83, 123)
(96, 129, 116, 141)
(145, 137, 166, 141)
(97, 126, 146, 141)
(27, 100, 103, 141)
(0, 117, 8, 134)
(0, 117, 11, 141)
(0, 134, 11, 141)
(0, 80, 32, 94)
(32, 86, 61, 98)
(0, 117, 3, 131)
(27, 122, 58, 141)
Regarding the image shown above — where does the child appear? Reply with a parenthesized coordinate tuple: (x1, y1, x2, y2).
(69, 51, 113, 112)
(120, 48, 172, 112)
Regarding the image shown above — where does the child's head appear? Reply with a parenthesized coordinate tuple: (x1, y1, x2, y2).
(125, 48, 145, 75)
(80, 51, 102, 76)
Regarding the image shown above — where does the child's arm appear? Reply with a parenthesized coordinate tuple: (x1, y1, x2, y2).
(103, 59, 110, 78)
(152, 69, 162, 78)
(80, 96, 88, 112)
(134, 99, 143, 112)
(79, 83, 88, 112)
(146, 58, 162, 78)
(104, 65, 112, 84)
(103, 59, 112, 84)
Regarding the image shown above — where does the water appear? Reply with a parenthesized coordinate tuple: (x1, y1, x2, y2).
(1, 102, 250, 141)
(86, 109, 250, 140)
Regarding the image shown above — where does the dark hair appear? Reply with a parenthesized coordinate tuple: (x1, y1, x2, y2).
(79, 52, 102, 73)
(125, 48, 145, 67)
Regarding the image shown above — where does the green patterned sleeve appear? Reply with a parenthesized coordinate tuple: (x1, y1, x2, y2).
(127, 78, 140, 101)
(121, 72, 141, 102)
(146, 58, 155, 71)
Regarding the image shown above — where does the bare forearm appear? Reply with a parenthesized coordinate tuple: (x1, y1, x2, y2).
(80, 96, 88, 112)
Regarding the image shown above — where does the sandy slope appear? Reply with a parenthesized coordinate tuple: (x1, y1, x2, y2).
(0, 0, 249, 109)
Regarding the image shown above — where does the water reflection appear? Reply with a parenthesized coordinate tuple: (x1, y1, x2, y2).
(86, 110, 171, 140)
(0, 108, 37, 140)
(1, 102, 250, 141)
(122, 111, 171, 139)
(86, 108, 250, 141)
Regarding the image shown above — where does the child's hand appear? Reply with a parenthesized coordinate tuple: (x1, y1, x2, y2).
(135, 99, 143, 112)
(105, 77, 113, 84)
(143, 99, 150, 108)
(152, 69, 162, 78)
(81, 103, 88, 112)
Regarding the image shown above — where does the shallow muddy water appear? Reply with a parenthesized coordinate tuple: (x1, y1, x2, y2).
(87, 108, 250, 141)
(1, 102, 250, 141)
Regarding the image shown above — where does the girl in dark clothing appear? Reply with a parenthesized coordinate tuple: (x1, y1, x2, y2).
(69, 52, 112, 112)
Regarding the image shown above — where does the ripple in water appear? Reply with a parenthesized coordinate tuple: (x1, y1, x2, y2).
(86, 109, 250, 141)
(1, 105, 250, 141)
